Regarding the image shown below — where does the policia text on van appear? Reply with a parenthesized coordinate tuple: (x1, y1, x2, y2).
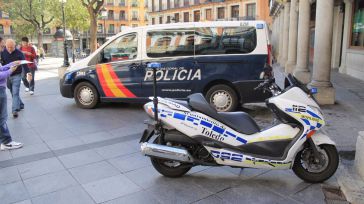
(60, 21, 272, 112)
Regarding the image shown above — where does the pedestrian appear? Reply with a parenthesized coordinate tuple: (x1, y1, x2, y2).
(0, 39, 27, 118)
(20, 37, 37, 95)
(38, 47, 45, 60)
(0, 60, 23, 150)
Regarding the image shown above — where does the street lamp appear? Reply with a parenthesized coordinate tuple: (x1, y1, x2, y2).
(100, 7, 107, 44)
(60, 0, 69, 67)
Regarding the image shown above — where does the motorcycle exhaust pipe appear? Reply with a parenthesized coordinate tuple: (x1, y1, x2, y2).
(141, 142, 194, 163)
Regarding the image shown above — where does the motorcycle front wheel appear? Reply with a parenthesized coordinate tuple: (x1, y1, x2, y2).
(292, 144, 339, 183)
(150, 136, 192, 178)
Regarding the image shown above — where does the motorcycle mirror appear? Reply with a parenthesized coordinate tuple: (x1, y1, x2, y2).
(147, 62, 161, 69)
(310, 88, 318, 94)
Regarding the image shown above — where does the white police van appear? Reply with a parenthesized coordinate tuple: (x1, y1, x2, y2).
(60, 21, 272, 112)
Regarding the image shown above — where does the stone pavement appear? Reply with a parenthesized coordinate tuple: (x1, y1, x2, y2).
(0, 58, 359, 204)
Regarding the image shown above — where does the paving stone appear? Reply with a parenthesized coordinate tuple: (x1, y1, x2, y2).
(0, 181, 30, 204)
(0, 166, 21, 185)
(35, 124, 74, 141)
(290, 184, 325, 204)
(124, 165, 172, 189)
(82, 174, 142, 203)
(58, 149, 103, 168)
(78, 131, 120, 144)
(216, 182, 299, 204)
(107, 152, 150, 173)
(31, 185, 95, 204)
(10, 143, 50, 158)
(95, 140, 139, 159)
(103, 190, 160, 204)
(187, 167, 244, 194)
(192, 195, 224, 204)
(69, 161, 120, 184)
(12, 199, 32, 204)
(253, 169, 311, 196)
(23, 170, 77, 197)
(17, 157, 65, 180)
(46, 137, 85, 150)
(0, 150, 12, 161)
(146, 177, 213, 204)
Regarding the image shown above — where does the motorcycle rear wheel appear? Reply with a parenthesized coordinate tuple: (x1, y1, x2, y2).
(292, 144, 339, 183)
(150, 136, 192, 178)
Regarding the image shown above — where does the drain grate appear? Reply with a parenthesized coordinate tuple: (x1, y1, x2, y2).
(322, 185, 350, 204)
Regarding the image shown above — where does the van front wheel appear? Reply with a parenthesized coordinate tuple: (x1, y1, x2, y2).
(206, 84, 238, 112)
(74, 82, 99, 109)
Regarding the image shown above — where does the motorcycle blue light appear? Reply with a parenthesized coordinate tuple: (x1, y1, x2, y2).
(311, 88, 318, 94)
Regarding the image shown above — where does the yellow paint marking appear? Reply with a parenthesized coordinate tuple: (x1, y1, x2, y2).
(100, 64, 127, 97)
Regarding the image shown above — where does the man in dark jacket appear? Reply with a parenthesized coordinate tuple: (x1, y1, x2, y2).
(0, 39, 28, 118)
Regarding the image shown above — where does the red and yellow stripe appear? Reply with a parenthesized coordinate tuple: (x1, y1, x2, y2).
(96, 64, 136, 98)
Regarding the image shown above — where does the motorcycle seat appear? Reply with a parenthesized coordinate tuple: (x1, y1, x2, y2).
(187, 93, 260, 135)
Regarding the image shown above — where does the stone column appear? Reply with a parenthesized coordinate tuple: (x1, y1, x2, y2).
(293, 0, 311, 84)
(281, 2, 290, 67)
(309, 0, 335, 104)
(278, 12, 284, 64)
(339, 0, 353, 74)
(285, 0, 298, 73)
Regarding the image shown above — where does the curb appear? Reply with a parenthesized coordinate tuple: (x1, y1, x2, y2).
(337, 164, 364, 204)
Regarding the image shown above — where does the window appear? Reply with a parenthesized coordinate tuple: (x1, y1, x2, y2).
(159, 16, 163, 24)
(174, 13, 180, 22)
(120, 25, 126, 31)
(131, 0, 138, 7)
(217, 7, 225, 19)
(205, 9, 212, 21)
(132, 11, 138, 20)
(167, 0, 171, 9)
(194, 26, 257, 55)
(351, 0, 364, 47)
(0, 24, 3, 34)
(146, 28, 195, 57)
(194, 10, 200, 22)
(184, 0, 189, 7)
(119, 0, 126, 6)
(175, 0, 180, 8)
(167, 16, 171, 23)
(108, 24, 115, 33)
(194, 0, 200, 5)
(152, 18, 155, 25)
(107, 0, 114, 5)
(246, 3, 256, 19)
(97, 24, 103, 33)
(101, 33, 138, 63)
(120, 11, 126, 20)
(184, 12, 189, 22)
(132, 24, 138, 27)
(231, 5, 239, 18)
(108, 10, 114, 20)
(152, 0, 155, 11)
(159, 0, 162, 11)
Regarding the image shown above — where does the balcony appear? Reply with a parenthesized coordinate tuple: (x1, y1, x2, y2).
(119, 2, 126, 6)
(131, 2, 138, 7)
(119, 16, 127, 21)
(131, 17, 139, 21)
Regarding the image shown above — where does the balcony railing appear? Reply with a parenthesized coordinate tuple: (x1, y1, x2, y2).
(119, 16, 127, 21)
(131, 3, 138, 7)
(119, 2, 126, 6)
(132, 17, 139, 21)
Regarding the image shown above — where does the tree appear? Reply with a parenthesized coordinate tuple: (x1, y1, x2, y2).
(1, 0, 58, 49)
(80, 0, 105, 53)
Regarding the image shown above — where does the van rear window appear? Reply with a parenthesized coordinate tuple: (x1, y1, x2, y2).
(146, 26, 257, 58)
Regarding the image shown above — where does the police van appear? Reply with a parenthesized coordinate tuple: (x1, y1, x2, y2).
(60, 21, 272, 112)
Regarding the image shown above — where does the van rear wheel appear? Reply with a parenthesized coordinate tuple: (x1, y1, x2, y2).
(206, 84, 238, 112)
(74, 82, 99, 109)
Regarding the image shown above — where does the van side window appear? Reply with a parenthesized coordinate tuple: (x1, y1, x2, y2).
(146, 28, 194, 58)
(194, 26, 257, 55)
(101, 33, 138, 63)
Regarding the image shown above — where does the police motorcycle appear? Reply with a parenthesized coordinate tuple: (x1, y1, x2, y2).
(140, 62, 339, 183)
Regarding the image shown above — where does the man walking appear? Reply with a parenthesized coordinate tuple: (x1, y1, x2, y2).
(0, 39, 27, 118)
(20, 37, 37, 95)
(0, 61, 23, 150)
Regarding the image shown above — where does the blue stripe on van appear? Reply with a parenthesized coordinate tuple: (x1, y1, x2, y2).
(200, 120, 212, 128)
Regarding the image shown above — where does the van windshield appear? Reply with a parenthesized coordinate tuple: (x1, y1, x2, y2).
(146, 26, 257, 58)
(101, 33, 138, 63)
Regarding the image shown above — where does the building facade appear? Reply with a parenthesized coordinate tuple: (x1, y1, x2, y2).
(147, 0, 271, 25)
(0, 10, 13, 39)
(270, 0, 364, 105)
